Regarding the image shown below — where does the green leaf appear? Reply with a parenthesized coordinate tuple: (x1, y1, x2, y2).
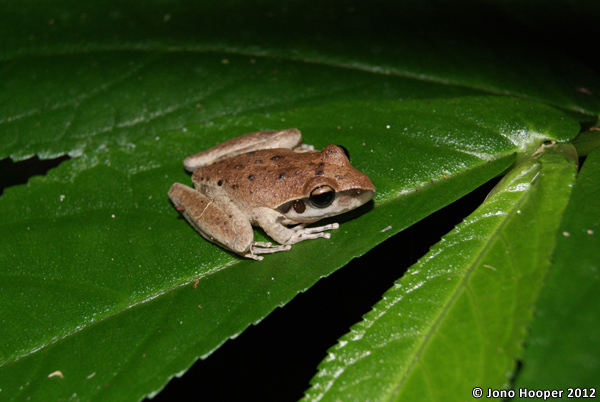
(0, 52, 484, 162)
(0, 97, 578, 401)
(303, 147, 578, 402)
(1, 1, 599, 121)
(514, 147, 600, 391)
(0, 0, 596, 400)
(572, 129, 600, 157)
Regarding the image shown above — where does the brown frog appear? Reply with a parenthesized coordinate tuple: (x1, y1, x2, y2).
(169, 129, 375, 260)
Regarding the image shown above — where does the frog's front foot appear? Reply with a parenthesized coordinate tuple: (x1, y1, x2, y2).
(287, 222, 340, 244)
(245, 241, 292, 260)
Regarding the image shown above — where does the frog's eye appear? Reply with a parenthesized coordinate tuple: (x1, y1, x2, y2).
(336, 145, 350, 160)
(309, 185, 335, 208)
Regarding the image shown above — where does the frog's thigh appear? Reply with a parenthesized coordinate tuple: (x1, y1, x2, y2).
(168, 183, 254, 255)
(184, 128, 302, 171)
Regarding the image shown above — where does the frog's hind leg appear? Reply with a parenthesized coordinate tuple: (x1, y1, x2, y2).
(183, 128, 304, 171)
(169, 183, 255, 256)
(168, 183, 290, 260)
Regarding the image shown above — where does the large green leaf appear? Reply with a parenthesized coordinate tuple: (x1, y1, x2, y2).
(514, 147, 600, 392)
(0, 97, 579, 401)
(0, 51, 487, 162)
(303, 147, 578, 402)
(0, 0, 596, 401)
(1, 1, 599, 122)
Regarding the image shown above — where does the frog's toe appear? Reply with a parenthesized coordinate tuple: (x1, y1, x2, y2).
(289, 222, 339, 243)
(295, 143, 315, 152)
(245, 242, 292, 260)
(252, 241, 273, 248)
(244, 253, 264, 261)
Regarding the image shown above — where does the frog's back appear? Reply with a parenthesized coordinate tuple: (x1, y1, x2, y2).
(192, 146, 372, 210)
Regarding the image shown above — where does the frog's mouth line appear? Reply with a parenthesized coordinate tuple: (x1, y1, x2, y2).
(332, 188, 375, 212)
(276, 188, 375, 223)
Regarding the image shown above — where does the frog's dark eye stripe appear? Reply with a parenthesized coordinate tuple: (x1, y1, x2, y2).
(293, 200, 306, 213)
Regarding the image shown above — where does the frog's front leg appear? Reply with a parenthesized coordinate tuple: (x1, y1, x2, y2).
(168, 183, 290, 260)
(252, 207, 339, 247)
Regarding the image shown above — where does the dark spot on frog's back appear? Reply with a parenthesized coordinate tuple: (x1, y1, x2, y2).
(232, 184, 239, 189)
(270, 155, 282, 161)
(217, 180, 223, 186)
(318, 162, 325, 168)
(235, 164, 244, 169)
(278, 172, 286, 181)
(315, 171, 324, 177)
(248, 175, 256, 181)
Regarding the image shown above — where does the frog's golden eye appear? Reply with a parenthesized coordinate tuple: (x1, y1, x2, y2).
(309, 185, 335, 208)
